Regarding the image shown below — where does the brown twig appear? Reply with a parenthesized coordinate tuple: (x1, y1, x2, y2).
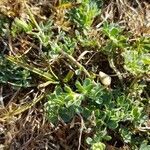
(77, 113, 85, 150)
(60, 50, 92, 78)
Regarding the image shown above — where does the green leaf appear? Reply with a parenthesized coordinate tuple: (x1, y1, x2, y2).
(140, 143, 150, 150)
(63, 70, 74, 83)
(131, 107, 140, 120)
(59, 106, 76, 123)
(107, 119, 118, 129)
(110, 27, 120, 37)
(64, 85, 73, 93)
(75, 81, 85, 93)
(91, 142, 106, 150)
(119, 128, 132, 143)
(86, 137, 93, 145)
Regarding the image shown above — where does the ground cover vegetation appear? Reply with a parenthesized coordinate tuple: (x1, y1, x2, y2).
(0, 0, 150, 149)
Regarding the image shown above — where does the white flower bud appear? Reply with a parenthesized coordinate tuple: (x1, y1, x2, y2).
(99, 71, 111, 86)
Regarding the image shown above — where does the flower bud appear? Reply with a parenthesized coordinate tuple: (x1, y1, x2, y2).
(99, 71, 111, 86)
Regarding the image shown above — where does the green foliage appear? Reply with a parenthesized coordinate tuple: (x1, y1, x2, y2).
(45, 78, 148, 148)
(45, 86, 82, 122)
(102, 23, 150, 78)
(0, 55, 31, 87)
(69, 0, 100, 29)
(0, 0, 149, 149)
(31, 20, 53, 47)
(91, 142, 106, 150)
(75, 30, 99, 47)
(140, 142, 150, 150)
(122, 38, 150, 75)
(50, 31, 77, 55)
(11, 18, 33, 36)
(102, 22, 127, 51)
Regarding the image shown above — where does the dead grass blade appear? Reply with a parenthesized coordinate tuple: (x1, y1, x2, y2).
(0, 93, 45, 122)
(6, 56, 59, 83)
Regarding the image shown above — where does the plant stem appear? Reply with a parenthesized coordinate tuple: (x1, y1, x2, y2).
(60, 50, 92, 79)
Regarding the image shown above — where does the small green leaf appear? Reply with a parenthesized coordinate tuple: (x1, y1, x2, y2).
(110, 27, 120, 37)
(63, 70, 74, 83)
(91, 142, 106, 150)
(107, 119, 118, 129)
(64, 85, 73, 93)
(75, 81, 85, 93)
(86, 137, 93, 145)
(140, 143, 150, 150)
(131, 107, 140, 120)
